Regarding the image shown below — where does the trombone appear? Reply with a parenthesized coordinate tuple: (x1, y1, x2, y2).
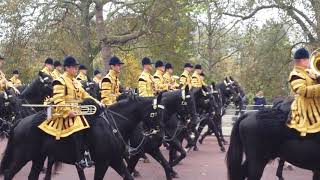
(22, 104, 97, 116)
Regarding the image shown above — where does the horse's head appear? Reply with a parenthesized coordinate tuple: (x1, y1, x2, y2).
(209, 82, 224, 116)
(141, 93, 165, 135)
(80, 98, 105, 123)
(21, 72, 53, 102)
(82, 81, 100, 100)
(193, 85, 220, 118)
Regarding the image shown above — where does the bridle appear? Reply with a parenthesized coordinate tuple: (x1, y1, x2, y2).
(99, 97, 165, 156)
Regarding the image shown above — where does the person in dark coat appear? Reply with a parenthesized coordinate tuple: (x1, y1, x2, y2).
(253, 91, 267, 110)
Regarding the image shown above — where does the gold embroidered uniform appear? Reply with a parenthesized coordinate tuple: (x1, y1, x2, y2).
(41, 67, 53, 77)
(52, 69, 62, 80)
(93, 76, 102, 84)
(38, 72, 97, 140)
(0, 71, 13, 92)
(191, 72, 204, 88)
(179, 70, 192, 89)
(9, 76, 22, 87)
(153, 70, 169, 93)
(100, 70, 121, 105)
(138, 71, 155, 97)
(288, 66, 320, 136)
(163, 72, 178, 90)
(76, 72, 88, 82)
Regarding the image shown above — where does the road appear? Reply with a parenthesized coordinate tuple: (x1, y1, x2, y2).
(0, 112, 312, 180)
(0, 136, 311, 180)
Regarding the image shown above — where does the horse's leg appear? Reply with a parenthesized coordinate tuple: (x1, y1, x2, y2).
(196, 120, 207, 145)
(313, 171, 320, 180)
(169, 139, 186, 167)
(148, 148, 178, 180)
(208, 117, 225, 152)
(111, 159, 133, 180)
(199, 128, 211, 144)
(216, 116, 228, 145)
(43, 157, 55, 180)
(3, 151, 29, 180)
(94, 162, 109, 180)
(76, 166, 86, 180)
(126, 154, 142, 177)
(276, 159, 285, 180)
(28, 155, 46, 180)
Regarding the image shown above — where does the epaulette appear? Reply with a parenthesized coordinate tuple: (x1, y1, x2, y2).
(52, 78, 65, 86)
(101, 77, 111, 83)
(288, 70, 306, 82)
(154, 76, 160, 79)
(139, 78, 146, 82)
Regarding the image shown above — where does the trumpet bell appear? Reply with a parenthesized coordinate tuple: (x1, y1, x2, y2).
(310, 49, 320, 75)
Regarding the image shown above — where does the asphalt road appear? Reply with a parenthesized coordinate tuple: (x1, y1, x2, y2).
(0, 136, 311, 180)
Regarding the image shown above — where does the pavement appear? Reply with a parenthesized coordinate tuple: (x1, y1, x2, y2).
(0, 111, 313, 180)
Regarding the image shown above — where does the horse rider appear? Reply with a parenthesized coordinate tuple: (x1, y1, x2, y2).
(199, 72, 207, 86)
(153, 60, 169, 94)
(38, 56, 102, 169)
(287, 48, 320, 136)
(191, 64, 205, 88)
(41, 57, 54, 77)
(163, 63, 179, 90)
(0, 56, 19, 94)
(76, 64, 88, 82)
(179, 63, 193, 89)
(52, 60, 63, 80)
(93, 69, 103, 84)
(100, 56, 124, 106)
(9, 70, 22, 87)
(138, 57, 155, 97)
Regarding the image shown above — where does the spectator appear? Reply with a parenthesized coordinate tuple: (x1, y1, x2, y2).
(253, 91, 266, 110)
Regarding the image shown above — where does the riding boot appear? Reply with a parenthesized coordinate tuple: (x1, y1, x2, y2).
(73, 134, 94, 169)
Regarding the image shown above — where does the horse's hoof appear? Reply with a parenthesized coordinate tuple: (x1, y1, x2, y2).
(171, 171, 179, 178)
(199, 139, 204, 144)
(133, 170, 141, 177)
(193, 146, 199, 151)
(220, 146, 226, 152)
(223, 141, 228, 145)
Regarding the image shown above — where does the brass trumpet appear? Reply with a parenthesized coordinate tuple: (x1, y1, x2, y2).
(310, 49, 320, 75)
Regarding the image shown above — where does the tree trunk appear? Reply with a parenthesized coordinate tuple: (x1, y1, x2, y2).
(207, 3, 214, 72)
(95, 2, 112, 74)
(79, 0, 93, 73)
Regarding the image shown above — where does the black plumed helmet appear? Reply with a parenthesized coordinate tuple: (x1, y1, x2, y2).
(63, 56, 79, 67)
(165, 63, 173, 70)
(53, 60, 62, 68)
(294, 48, 310, 60)
(155, 60, 164, 68)
(79, 64, 87, 70)
(12, 70, 19, 74)
(109, 56, 124, 65)
(141, 57, 153, 65)
(94, 69, 101, 76)
(194, 64, 202, 69)
(45, 57, 54, 65)
(184, 63, 193, 68)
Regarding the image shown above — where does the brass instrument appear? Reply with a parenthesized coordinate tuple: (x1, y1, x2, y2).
(22, 104, 97, 116)
(310, 48, 320, 75)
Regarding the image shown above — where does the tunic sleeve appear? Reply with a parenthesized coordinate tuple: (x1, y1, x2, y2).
(290, 76, 320, 98)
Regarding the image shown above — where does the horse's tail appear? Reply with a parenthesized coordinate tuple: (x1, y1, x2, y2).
(226, 113, 247, 180)
(0, 126, 15, 175)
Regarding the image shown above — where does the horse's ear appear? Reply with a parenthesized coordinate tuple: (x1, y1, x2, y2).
(211, 82, 216, 89)
(201, 85, 207, 92)
(185, 85, 190, 94)
(229, 76, 234, 81)
(157, 92, 163, 104)
(38, 71, 44, 77)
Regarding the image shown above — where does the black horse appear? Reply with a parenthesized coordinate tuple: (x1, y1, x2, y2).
(165, 86, 212, 167)
(125, 86, 197, 179)
(80, 80, 101, 100)
(0, 94, 165, 180)
(226, 96, 320, 180)
(194, 83, 226, 152)
(198, 77, 243, 145)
